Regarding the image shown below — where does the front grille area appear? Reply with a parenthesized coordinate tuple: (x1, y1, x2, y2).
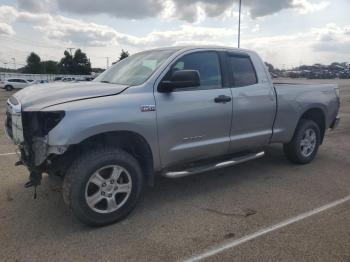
(5, 111, 13, 139)
(5, 97, 23, 144)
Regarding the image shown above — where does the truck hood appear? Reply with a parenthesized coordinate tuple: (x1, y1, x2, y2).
(14, 81, 128, 111)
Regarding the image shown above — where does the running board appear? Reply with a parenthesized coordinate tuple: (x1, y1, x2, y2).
(163, 151, 265, 178)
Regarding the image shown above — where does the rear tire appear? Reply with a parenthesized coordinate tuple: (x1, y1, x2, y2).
(283, 119, 321, 164)
(5, 85, 13, 91)
(62, 147, 143, 226)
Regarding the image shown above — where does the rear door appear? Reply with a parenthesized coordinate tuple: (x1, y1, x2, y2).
(226, 51, 276, 152)
(18, 79, 28, 88)
(155, 50, 233, 168)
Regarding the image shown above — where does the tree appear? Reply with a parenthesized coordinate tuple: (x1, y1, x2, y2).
(58, 50, 74, 74)
(118, 49, 129, 61)
(58, 49, 91, 74)
(264, 62, 274, 72)
(73, 49, 91, 74)
(41, 60, 59, 74)
(25, 52, 41, 73)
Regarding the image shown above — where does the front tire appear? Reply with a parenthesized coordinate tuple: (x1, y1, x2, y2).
(283, 119, 321, 164)
(63, 148, 143, 226)
(5, 85, 13, 91)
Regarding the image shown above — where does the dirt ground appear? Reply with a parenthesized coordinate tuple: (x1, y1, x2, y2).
(0, 79, 349, 262)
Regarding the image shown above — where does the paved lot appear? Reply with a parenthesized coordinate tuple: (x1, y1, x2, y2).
(0, 79, 349, 262)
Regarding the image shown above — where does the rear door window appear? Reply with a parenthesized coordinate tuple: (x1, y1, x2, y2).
(227, 54, 258, 87)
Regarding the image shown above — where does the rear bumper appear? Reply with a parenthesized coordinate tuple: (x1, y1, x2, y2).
(330, 116, 340, 130)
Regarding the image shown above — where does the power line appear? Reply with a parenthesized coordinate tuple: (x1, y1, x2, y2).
(11, 58, 16, 70)
(106, 56, 110, 69)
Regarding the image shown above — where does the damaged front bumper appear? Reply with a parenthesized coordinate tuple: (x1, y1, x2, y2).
(5, 96, 67, 190)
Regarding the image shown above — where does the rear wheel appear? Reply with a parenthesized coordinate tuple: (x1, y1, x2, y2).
(5, 85, 13, 91)
(63, 148, 143, 226)
(283, 119, 321, 164)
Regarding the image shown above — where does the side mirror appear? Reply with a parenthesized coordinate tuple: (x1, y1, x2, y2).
(158, 70, 200, 92)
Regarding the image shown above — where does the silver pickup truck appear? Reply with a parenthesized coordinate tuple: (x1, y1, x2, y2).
(5, 46, 340, 226)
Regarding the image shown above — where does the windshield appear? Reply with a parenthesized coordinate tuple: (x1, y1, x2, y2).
(94, 50, 176, 86)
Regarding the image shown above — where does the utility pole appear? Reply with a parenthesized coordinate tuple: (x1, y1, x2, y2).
(11, 58, 16, 70)
(106, 57, 110, 69)
(67, 47, 75, 56)
(238, 0, 242, 48)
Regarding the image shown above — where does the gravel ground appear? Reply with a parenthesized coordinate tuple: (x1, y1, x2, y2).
(0, 79, 349, 262)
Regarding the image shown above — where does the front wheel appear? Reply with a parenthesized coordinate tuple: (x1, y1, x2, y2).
(63, 148, 144, 226)
(5, 85, 13, 91)
(283, 119, 321, 164)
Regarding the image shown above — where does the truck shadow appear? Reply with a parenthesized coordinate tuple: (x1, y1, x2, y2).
(141, 144, 288, 208)
(6, 144, 296, 232)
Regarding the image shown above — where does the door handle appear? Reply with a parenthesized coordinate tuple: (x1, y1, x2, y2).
(214, 95, 232, 103)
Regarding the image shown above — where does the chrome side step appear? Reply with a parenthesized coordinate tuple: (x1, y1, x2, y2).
(163, 151, 265, 178)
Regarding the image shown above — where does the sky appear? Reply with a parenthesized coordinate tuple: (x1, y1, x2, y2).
(0, 0, 350, 69)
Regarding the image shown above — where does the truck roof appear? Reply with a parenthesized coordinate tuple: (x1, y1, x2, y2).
(145, 45, 254, 53)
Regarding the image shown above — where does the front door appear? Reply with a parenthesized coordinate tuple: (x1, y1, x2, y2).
(155, 51, 233, 168)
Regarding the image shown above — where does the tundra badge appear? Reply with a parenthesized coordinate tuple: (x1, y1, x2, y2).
(140, 105, 156, 112)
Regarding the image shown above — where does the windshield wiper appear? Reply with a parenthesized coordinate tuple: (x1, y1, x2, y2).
(100, 80, 110, 83)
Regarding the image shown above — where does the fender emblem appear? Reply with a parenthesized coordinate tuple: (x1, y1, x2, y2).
(183, 135, 204, 142)
(140, 105, 156, 112)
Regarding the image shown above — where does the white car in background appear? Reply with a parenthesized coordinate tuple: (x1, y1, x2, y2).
(61, 77, 75, 82)
(1, 78, 32, 91)
(33, 80, 49, 84)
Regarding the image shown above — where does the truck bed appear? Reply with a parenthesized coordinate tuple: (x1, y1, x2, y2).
(271, 82, 339, 143)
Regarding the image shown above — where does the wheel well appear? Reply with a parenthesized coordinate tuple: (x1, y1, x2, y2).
(300, 108, 326, 143)
(74, 131, 154, 186)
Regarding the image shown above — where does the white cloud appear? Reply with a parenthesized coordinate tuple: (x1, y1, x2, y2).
(17, 0, 53, 12)
(293, 0, 330, 14)
(251, 24, 260, 33)
(312, 23, 350, 54)
(0, 5, 18, 23)
(0, 5, 236, 47)
(1, 4, 348, 68)
(0, 22, 15, 36)
(244, 22, 350, 67)
(15, 0, 329, 22)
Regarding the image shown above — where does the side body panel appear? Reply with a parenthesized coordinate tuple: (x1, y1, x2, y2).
(226, 51, 276, 152)
(155, 89, 233, 168)
(271, 83, 339, 143)
(154, 49, 233, 168)
(44, 86, 163, 170)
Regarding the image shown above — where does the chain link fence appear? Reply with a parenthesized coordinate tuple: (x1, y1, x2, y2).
(0, 72, 93, 81)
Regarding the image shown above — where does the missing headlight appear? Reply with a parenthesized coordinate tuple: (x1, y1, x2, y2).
(22, 111, 65, 138)
(40, 111, 65, 135)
